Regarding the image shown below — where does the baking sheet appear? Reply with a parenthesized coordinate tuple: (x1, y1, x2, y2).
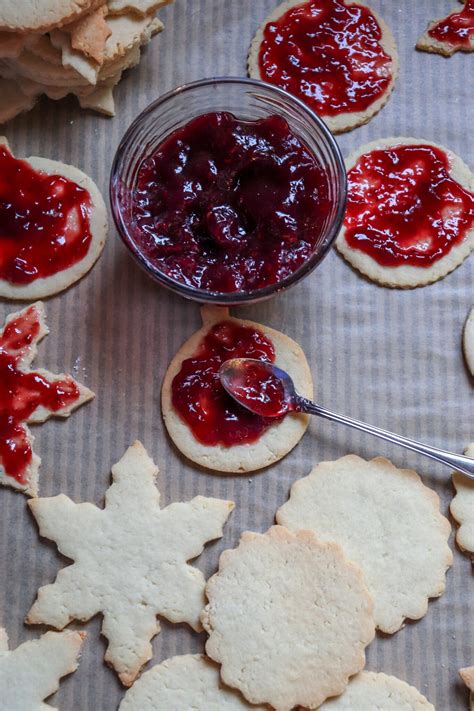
(1, 0, 473, 708)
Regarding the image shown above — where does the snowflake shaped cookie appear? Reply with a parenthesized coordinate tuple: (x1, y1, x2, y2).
(0, 302, 93, 496)
(0, 627, 85, 710)
(27, 441, 235, 686)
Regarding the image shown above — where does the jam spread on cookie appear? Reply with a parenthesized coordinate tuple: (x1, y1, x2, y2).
(0, 144, 92, 284)
(257, 0, 393, 117)
(343, 144, 474, 267)
(0, 305, 80, 483)
(428, 0, 474, 47)
(130, 111, 330, 293)
(171, 320, 283, 446)
(225, 360, 288, 418)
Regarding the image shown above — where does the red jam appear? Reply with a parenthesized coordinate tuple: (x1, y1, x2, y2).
(129, 111, 330, 293)
(0, 305, 80, 483)
(171, 321, 283, 446)
(429, 0, 474, 47)
(257, 0, 393, 117)
(0, 144, 92, 285)
(226, 361, 288, 418)
(343, 144, 474, 267)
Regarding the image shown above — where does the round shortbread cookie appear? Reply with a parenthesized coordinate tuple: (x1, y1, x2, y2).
(161, 305, 313, 474)
(318, 671, 435, 710)
(336, 137, 474, 288)
(248, 0, 398, 134)
(119, 654, 266, 710)
(277, 455, 453, 634)
(202, 526, 375, 711)
(417, 2, 474, 57)
(0, 0, 103, 34)
(451, 443, 474, 556)
(0, 138, 107, 300)
(336, 137, 474, 289)
(463, 308, 474, 376)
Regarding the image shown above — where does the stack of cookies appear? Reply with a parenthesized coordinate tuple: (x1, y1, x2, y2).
(0, 0, 171, 123)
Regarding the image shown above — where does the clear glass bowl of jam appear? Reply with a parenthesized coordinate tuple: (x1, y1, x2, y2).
(110, 77, 346, 304)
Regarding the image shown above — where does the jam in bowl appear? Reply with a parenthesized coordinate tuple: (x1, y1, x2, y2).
(110, 77, 346, 303)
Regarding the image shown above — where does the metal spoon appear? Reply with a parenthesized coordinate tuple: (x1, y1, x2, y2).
(219, 357, 474, 481)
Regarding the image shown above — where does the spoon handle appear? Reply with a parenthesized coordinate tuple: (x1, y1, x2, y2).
(296, 397, 474, 481)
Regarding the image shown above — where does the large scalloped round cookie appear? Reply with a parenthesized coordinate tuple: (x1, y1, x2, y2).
(202, 526, 375, 710)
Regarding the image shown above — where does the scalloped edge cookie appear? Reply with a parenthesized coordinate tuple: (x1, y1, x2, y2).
(119, 654, 267, 710)
(161, 305, 313, 474)
(277, 454, 453, 634)
(318, 671, 435, 709)
(202, 526, 375, 710)
(451, 443, 474, 556)
(0, 137, 107, 299)
(336, 137, 474, 288)
(248, 0, 398, 134)
(463, 308, 474, 376)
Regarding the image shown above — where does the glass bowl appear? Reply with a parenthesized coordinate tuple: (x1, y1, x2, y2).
(110, 76, 347, 304)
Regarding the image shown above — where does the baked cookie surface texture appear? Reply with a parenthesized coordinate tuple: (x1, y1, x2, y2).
(318, 671, 435, 710)
(119, 654, 267, 710)
(417, 1, 474, 56)
(451, 443, 474, 556)
(0, 627, 85, 711)
(26, 441, 234, 686)
(202, 525, 375, 711)
(277, 455, 453, 633)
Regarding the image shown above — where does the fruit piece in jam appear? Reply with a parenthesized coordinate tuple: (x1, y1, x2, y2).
(428, 0, 474, 48)
(257, 0, 393, 117)
(0, 144, 93, 285)
(0, 304, 81, 484)
(343, 143, 474, 267)
(129, 111, 330, 293)
(171, 320, 283, 446)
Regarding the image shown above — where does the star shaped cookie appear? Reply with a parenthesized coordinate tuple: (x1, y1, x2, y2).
(0, 302, 93, 496)
(27, 441, 235, 686)
(0, 628, 85, 710)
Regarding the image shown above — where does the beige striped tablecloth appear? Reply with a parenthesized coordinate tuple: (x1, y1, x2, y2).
(1, 0, 473, 708)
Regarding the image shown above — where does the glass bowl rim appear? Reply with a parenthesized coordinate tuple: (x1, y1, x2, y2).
(110, 75, 347, 304)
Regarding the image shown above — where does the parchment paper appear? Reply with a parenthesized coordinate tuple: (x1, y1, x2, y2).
(0, 1, 473, 708)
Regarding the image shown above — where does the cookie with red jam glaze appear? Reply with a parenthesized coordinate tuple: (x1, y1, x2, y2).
(161, 306, 313, 473)
(336, 138, 474, 288)
(248, 0, 398, 134)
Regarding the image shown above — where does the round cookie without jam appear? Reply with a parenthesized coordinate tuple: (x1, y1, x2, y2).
(336, 137, 474, 288)
(202, 526, 375, 711)
(277, 454, 453, 634)
(463, 308, 474, 377)
(318, 671, 435, 710)
(119, 654, 267, 710)
(161, 305, 312, 474)
(0, 137, 107, 299)
(451, 443, 474, 557)
(248, 0, 398, 134)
